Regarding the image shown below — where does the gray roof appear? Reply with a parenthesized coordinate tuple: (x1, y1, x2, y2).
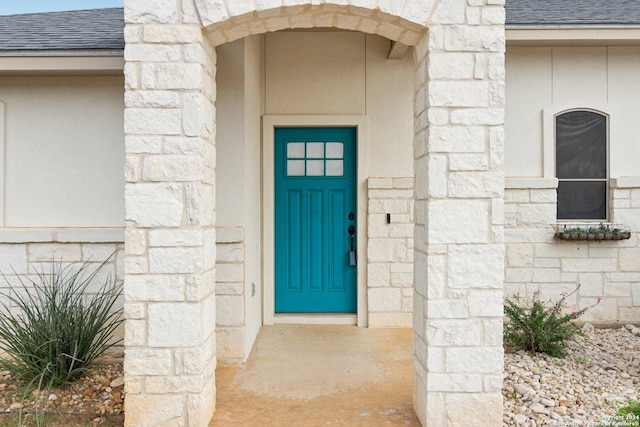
(506, 0, 640, 26)
(0, 8, 124, 53)
(0, 2, 639, 54)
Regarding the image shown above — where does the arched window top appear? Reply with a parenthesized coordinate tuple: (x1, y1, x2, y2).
(555, 107, 609, 119)
(555, 110, 607, 180)
(543, 102, 609, 179)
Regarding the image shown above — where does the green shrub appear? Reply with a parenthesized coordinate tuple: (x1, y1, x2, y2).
(615, 401, 640, 426)
(596, 402, 640, 427)
(0, 256, 123, 387)
(504, 285, 598, 357)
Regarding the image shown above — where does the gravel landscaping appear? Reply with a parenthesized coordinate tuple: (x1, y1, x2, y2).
(0, 362, 124, 424)
(0, 326, 637, 426)
(503, 325, 640, 426)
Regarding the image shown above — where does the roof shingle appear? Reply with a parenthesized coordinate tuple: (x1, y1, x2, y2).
(0, 8, 124, 52)
(505, 0, 640, 26)
(0, 2, 640, 54)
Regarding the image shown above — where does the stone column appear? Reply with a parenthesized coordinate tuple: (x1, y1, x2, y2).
(413, 1, 506, 425)
(122, 2, 217, 425)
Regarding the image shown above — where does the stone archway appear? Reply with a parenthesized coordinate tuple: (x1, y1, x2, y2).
(122, 1, 506, 426)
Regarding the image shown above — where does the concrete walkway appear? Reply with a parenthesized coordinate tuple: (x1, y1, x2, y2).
(210, 325, 420, 426)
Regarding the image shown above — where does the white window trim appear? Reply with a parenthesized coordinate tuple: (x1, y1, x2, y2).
(543, 102, 610, 220)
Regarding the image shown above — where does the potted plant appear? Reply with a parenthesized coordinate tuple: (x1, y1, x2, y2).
(554, 223, 632, 241)
(578, 228, 588, 240)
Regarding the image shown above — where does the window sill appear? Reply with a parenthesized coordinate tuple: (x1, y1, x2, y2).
(505, 177, 558, 189)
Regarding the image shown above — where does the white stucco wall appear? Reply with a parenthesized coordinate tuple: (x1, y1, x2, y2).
(0, 76, 125, 228)
(265, 31, 414, 178)
(265, 31, 366, 115)
(215, 36, 263, 361)
(365, 35, 415, 178)
(216, 41, 245, 227)
(243, 35, 263, 356)
(505, 46, 640, 178)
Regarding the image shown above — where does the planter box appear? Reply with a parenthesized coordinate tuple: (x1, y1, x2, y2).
(553, 223, 631, 242)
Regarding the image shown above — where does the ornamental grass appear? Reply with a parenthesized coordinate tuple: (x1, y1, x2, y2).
(0, 256, 123, 389)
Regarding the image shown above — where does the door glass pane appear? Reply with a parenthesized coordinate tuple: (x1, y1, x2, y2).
(287, 160, 305, 176)
(326, 160, 343, 176)
(306, 160, 324, 176)
(326, 142, 344, 159)
(556, 111, 606, 179)
(287, 142, 305, 159)
(557, 181, 607, 220)
(306, 142, 324, 158)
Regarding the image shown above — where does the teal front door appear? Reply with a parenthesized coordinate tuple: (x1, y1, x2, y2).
(275, 127, 357, 313)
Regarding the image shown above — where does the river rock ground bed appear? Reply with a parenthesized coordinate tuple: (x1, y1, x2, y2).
(0, 326, 637, 426)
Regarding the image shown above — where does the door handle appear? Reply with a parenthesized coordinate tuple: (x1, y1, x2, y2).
(348, 225, 356, 266)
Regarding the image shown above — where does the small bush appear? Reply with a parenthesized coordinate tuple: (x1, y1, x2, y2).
(0, 256, 123, 387)
(615, 401, 640, 425)
(597, 401, 640, 427)
(504, 285, 598, 357)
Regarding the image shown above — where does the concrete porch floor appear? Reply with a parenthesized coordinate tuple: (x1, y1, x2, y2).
(210, 325, 420, 426)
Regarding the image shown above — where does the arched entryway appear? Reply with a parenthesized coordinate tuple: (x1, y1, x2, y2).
(122, 1, 506, 426)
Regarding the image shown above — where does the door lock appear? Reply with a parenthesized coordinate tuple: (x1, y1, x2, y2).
(348, 225, 357, 266)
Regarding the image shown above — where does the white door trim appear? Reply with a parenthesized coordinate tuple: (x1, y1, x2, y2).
(262, 115, 369, 327)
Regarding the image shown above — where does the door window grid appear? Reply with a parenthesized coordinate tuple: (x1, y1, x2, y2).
(286, 141, 344, 177)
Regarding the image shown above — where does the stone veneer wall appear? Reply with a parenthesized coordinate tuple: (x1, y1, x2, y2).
(0, 241, 124, 355)
(411, 2, 507, 423)
(505, 178, 640, 323)
(123, 0, 507, 425)
(215, 227, 245, 362)
(367, 177, 414, 327)
(122, 2, 218, 424)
